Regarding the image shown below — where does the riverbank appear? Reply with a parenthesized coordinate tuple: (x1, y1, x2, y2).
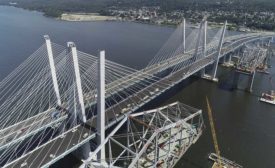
(59, 13, 117, 22)
(0, 4, 265, 33)
(58, 12, 258, 33)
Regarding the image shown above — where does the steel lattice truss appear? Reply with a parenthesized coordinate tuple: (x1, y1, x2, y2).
(236, 44, 268, 72)
(86, 102, 203, 168)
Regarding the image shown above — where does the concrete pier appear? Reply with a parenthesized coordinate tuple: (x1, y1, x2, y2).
(232, 71, 240, 89)
(247, 71, 256, 92)
(233, 70, 256, 92)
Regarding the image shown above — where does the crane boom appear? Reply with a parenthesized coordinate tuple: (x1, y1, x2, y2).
(206, 96, 222, 167)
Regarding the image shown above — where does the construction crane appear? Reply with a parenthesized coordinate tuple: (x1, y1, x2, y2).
(206, 97, 243, 168)
(206, 96, 222, 168)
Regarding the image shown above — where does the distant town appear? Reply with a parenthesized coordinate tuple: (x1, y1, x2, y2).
(105, 6, 275, 32)
(2, 0, 275, 31)
(106, 7, 243, 31)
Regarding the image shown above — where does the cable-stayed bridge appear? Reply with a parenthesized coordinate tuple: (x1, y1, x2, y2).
(0, 19, 274, 168)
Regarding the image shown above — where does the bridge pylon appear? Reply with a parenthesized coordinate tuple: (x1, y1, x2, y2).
(211, 20, 227, 81)
(96, 50, 106, 164)
(182, 18, 186, 54)
(194, 21, 204, 60)
(226, 53, 233, 65)
(68, 42, 87, 123)
(44, 35, 62, 106)
(201, 21, 227, 82)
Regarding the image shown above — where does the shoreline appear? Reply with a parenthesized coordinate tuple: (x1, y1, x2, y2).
(59, 13, 117, 22)
(0, 5, 270, 33)
(57, 12, 262, 33)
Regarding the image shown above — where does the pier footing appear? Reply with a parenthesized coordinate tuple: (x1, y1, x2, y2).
(221, 61, 234, 68)
(201, 74, 219, 83)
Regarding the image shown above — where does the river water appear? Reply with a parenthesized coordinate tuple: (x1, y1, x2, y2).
(0, 6, 275, 168)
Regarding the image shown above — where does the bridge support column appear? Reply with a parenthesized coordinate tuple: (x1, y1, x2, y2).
(68, 42, 87, 123)
(200, 68, 206, 77)
(227, 54, 232, 63)
(225, 53, 234, 67)
(221, 52, 235, 68)
(232, 71, 240, 89)
(97, 50, 106, 164)
(220, 56, 226, 64)
(210, 21, 227, 82)
(44, 35, 62, 106)
(247, 71, 256, 92)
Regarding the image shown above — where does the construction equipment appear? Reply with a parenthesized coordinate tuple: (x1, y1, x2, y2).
(206, 97, 222, 168)
(206, 97, 243, 168)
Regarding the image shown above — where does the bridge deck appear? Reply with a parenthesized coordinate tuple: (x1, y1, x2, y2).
(4, 126, 91, 168)
(2, 33, 274, 168)
(4, 48, 218, 168)
(0, 109, 67, 151)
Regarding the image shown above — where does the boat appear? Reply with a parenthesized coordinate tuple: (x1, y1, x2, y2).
(257, 69, 270, 74)
(259, 90, 275, 105)
(209, 153, 243, 168)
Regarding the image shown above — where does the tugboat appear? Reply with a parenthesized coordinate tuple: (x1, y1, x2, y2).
(259, 90, 275, 105)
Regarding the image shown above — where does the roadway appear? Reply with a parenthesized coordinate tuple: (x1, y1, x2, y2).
(0, 109, 67, 151)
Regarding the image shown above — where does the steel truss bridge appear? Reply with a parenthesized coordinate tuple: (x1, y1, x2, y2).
(226, 40, 272, 92)
(0, 19, 274, 168)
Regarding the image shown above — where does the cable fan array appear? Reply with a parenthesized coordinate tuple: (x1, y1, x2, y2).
(146, 20, 225, 78)
(0, 39, 173, 167)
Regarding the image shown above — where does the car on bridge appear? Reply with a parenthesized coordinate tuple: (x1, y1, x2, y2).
(51, 111, 61, 120)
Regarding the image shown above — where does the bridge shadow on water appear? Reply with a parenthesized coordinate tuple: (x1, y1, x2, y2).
(217, 68, 237, 92)
(217, 67, 262, 98)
